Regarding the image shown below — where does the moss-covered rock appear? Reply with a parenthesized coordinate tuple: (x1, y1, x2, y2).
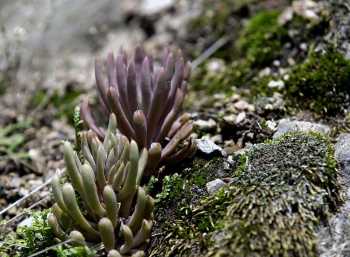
(208, 132, 341, 256)
(147, 132, 341, 257)
(285, 49, 350, 115)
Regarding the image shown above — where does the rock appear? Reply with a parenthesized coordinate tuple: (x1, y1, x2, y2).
(207, 59, 226, 73)
(273, 119, 330, 138)
(256, 93, 285, 112)
(139, 0, 174, 16)
(206, 179, 226, 195)
(194, 118, 217, 132)
(223, 114, 236, 125)
(196, 138, 225, 156)
(234, 100, 255, 111)
(266, 120, 277, 131)
(235, 112, 246, 124)
(317, 133, 350, 257)
(0, 0, 124, 89)
(335, 133, 350, 174)
(279, 0, 322, 25)
(267, 79, 285, 89)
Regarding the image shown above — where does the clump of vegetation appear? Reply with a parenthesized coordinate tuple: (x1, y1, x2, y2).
(50, 115, 154, 256)
(4, 210, 55, 256)
(148, 132, 341, 256)
(285, 48, 350, 115)
(81, 47, 196, 175)
(0, 210, 95, 257)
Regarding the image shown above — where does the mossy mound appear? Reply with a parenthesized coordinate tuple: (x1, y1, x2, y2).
(285, 49, 350, 115)
(209, 132, 341, 256)
(147, 132, 341, 257)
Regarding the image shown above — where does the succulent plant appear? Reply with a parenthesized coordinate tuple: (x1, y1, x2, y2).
(80, 47, 196, 175)
(49, 114, 154, 256)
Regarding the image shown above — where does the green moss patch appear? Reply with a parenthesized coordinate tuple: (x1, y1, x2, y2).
(0, 210, 96, 257)
(285, 49, 350, 115)
(148, 132, 341, 257)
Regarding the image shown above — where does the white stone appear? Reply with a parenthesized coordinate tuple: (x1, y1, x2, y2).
(140, 0, 174, 16)
(268, 80, 285, 90)
(273, 119, 330, 139)
(206, 179, 226, 195)
(194, 119, 217, 131)
(235, 112, 246, 124)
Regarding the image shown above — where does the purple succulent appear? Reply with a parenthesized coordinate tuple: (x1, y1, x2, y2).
(81, 47, 196, 175)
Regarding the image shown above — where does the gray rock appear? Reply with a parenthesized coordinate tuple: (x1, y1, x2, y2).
(235, 112, 246, 124)
(196, 138, 225, 156)
(273, 119, 330, 139)
(194, 119, 217, 132)
(317, 133, 350, 257)
(206, 179, 226, 195)
(335, 133, 350, 174)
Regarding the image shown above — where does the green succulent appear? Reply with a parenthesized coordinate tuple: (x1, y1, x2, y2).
(49, 114, 154, 256)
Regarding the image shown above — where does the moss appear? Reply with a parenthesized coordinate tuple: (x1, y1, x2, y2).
(0, 210, 55, 257)
(0, 210, 96, 257)
(285, 48, 350, 115)
(237, 10, 287, 67)
(155, 173, 187, 204)
(190, 8, 330, 96)
(148, 132, 341, 257)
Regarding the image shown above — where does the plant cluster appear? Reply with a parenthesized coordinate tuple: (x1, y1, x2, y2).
(80, 47, 196, 175)
(49, 115, 154, 257)
(46, 46, 196, 256)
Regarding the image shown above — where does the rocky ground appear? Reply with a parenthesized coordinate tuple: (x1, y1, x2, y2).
(1, 0, 350, 256)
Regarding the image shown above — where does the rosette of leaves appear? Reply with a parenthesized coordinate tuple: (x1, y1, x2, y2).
(80, 47, 196, 175)
(48, 115, 154, 256)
